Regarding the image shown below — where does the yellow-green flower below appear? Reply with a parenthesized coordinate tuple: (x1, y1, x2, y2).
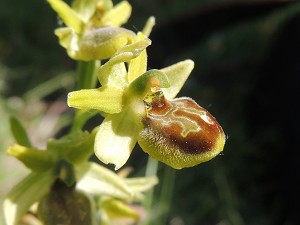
(3, 129, 157, 225)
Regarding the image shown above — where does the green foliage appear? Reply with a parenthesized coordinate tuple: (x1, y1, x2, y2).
(9, 117, 32, 148)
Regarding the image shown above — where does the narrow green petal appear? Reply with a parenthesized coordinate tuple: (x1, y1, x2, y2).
(101, 1, 132, 26)
(76, 162, 133, 200)
(94, 112, 138, 170)
(3, 171, 53, 225)
(7, 145, 54, 172)
(115, 36, 151, 58)
(142, 16, 155, 37)
(98, 36, 150, 86)
(127, 33, 149, 83)
(47, 0, 84, 34)
(161, 59, 194, 99)
(127, 50, 147, 83)
(67, 87, 123, 114)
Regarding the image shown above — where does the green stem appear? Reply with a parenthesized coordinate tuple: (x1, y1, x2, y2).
(157, 165, 176, 225)
(71, 60, 99, 133)
(76, 60, 99, 90)
(143, 157, 159, 225)
(143, 159, 176, 225)
(70, 110, 97, 133)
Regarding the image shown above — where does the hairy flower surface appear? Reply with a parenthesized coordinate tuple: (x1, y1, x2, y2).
(47, 0, 135, 60)
(68, 35, 225, 170)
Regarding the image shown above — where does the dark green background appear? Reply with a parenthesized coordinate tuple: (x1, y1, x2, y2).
(1, 0, 300, 224)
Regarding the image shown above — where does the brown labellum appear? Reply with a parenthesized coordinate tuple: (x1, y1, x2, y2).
(138, 91, 225, 169)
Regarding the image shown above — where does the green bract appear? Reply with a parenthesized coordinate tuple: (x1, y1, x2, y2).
(47, 0, 135, 60)
(67, 32, 195, 169)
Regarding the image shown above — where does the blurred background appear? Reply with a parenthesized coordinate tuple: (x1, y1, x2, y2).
(1, 0, 300, 224)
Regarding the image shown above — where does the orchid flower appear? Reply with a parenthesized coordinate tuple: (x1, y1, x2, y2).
(47, 0, 136, 60)
(67, 34, 225, 170)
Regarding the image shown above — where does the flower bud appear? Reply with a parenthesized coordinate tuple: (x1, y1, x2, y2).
(138, 91, 225, 169)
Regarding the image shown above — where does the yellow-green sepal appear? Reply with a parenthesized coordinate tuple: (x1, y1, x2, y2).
(7, 145, 54, 172)
(161, 59, 194, 99)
